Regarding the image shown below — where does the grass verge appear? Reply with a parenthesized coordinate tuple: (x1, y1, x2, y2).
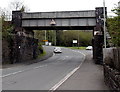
(38, 51, 46, 58)
(67, 47, 86, 50)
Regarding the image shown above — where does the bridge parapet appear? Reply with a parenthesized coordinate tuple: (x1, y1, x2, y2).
(22, 10, 96, 19)
(21, 10, 96, 29)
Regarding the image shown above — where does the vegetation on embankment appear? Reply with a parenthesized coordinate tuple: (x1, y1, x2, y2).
(38, 51, 46, 58)
(107, 4, 120, 47)
(34, 30, 93, 47)
(38, 42, 46, 58)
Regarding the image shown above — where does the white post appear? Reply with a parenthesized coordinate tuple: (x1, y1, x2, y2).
(103, 0, 107, 48)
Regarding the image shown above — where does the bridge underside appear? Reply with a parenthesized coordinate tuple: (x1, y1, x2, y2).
(23, 26, 95, 30)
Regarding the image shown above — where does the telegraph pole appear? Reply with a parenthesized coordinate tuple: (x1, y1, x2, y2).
(45, 30, 46, 45)
(103, 0, 107, 48)
(45, 30, 46, 40)
(78, 30, 79, 49)
(55, 30, 56, 46)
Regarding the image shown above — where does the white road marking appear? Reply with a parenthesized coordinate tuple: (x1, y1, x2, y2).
(53, 53, 55, 57)
(34, 65, 47, 69)
(1, 70, 23, 78)
(49, 50, 86, 91)
(49, 67, 80, 91)
(65, 56, 69, 58)
(1, 65, 48, 78)
(1, 53, 55, 78)
(61, 56, 69, 61)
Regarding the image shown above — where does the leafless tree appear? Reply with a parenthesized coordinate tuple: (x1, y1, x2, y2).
(9, 0, 30, 12)
(0, 7, 11, 21)
(0, 0, 30, 21)
(10, 0, 23, 11)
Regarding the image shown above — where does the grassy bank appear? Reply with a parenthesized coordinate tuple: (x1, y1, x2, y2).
(38, 51, 46, 58)
(67, 47, 86, 50)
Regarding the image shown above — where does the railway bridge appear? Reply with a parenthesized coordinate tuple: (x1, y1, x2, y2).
(12, 7, 107, 64)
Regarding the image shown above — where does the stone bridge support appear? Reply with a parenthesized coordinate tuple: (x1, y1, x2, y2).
(93, 7, 107, 64)
(11, 11, 39, 63)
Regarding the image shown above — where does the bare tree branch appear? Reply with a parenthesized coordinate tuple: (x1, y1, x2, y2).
(10, 0, 23, 11)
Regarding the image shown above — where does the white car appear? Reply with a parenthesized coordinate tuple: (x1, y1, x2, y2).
(86, 46, 92, 50)
(54, 47, 62, 53)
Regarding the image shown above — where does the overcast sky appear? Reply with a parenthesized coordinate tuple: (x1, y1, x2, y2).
(0, 0, 120, 16)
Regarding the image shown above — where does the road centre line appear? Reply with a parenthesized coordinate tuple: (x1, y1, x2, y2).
(34, 65, 47, 69)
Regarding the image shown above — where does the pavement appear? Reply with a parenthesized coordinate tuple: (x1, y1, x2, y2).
(57, 50, 109, 90)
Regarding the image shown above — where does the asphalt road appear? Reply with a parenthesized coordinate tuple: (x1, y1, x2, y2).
(2, 46, 86, 90)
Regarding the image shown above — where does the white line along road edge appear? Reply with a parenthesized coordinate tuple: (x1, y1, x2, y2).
(49, 50, 86, 92)
(1, 64, 48, 78)
(1, 52, 55, 78)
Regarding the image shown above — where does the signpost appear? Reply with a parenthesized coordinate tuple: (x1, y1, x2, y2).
(43, 40, 48, 42)
(73, 40, 77, 47)
(43, 40, 49, 45)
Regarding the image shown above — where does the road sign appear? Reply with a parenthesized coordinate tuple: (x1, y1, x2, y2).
(43, 40, 48, 42)
(73, 40, 77, 43)
(50, 19, 56, 25)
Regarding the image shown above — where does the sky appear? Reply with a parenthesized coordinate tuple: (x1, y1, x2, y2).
(0, 0, 120, 16)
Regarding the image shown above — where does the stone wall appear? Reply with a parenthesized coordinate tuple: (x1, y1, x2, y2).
(2, 35, 39, 64)
(103, 48, 120, 91)
(104, 65, 120, 91)
(2, 38, 11, 63)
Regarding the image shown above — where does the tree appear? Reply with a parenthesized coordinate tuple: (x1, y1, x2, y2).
(0, 7, 11, 21)
(10, 0, 23, 11)
(107, 3, 120, 47)
(9, 0, 30, 12)
(60, 30, 92, 47)
(34, 30, 45, 42)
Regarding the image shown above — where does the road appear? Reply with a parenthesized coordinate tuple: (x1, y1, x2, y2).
(2, 46, 87, 90)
